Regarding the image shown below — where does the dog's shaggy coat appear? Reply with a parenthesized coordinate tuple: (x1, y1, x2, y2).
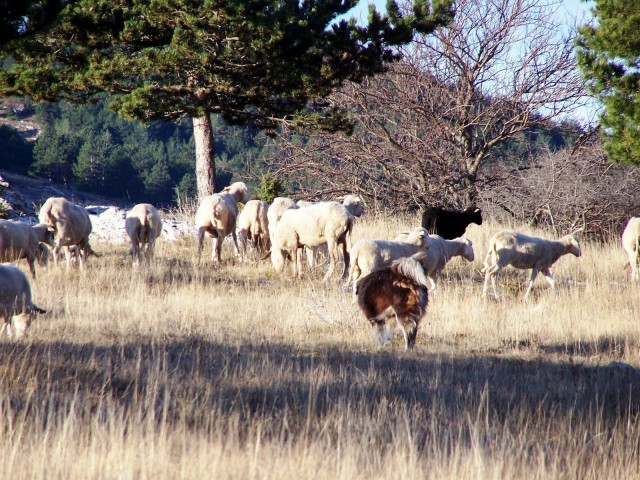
(356, 254, 429, 350)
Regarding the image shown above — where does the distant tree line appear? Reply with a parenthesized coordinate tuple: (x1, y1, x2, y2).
(0, 98, 275, 205)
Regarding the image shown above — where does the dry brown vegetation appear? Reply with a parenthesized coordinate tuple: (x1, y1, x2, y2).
(2, 214, 640, 479)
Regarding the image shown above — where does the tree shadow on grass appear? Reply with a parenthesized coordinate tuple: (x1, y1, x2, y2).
(1, 336, 638, 448)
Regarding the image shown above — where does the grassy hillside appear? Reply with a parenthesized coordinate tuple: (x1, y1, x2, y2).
(1, 213, 639, 479)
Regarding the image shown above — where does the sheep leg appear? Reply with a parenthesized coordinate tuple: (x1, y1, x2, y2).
(63, 245, 73, 271)
(482, 264, 500, 299)
(322, 240, 340, 282)
(77, 240, 89, 270)
(231, 230, 242, 262)
(27, 255, 37, 280)
(52, 238, 63, 266)
(523, 269, 539, 300)
(196, 227, 207, 264)
(290, 248, 298, 277)
(237, 230, 248, 260)
(542, 268, 555, 289)
(139, 231, 148, 264)
(349, 265, 361, 299)
(146, 238, 156, 264)
(427, 275, 437, 292)
(258, 234, 269, 257)
(212, 237, 222, 263)
(133, 239, 142, 267)
(305, 247, 316, 269)
(295, 247, 304, 278)
(340, 240, 350, 280)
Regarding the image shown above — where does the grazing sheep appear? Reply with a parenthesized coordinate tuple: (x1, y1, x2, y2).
(300, 195, 365, 268)
(356, 253, 429, 350)
(270, 201, 352, 281)
(297, 194, 365, 218)
(395, 233, 475, 291)
(237, 200, 270, 258)
(421, 206, 482, 239)
(0, 263, 46, 338)
(38, 197, 93, 269)
(348, 227, 429, 296)
(195, 182, 250, 264)
(125, 203, 163, 266)
(0, 220, 53, 279)
(622, 217, 640, 281)
(482, 230, 582, 300)
(267, 197, 299, 244)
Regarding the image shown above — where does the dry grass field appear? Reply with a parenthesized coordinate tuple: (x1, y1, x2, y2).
(2, 213, 640, 479)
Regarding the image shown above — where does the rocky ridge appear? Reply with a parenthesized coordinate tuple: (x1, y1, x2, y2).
(0, 170, 194, 244)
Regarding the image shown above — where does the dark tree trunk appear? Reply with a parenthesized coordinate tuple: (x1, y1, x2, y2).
(193, 114, 216, 199)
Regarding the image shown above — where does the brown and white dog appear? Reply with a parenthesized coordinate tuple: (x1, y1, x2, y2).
(356, 253, 429, 350)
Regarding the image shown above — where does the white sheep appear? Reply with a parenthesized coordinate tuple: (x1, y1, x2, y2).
(0, 220, 53, 279)
(0, 263, 46, 338)
(236, 199, 270, 258)
(348, 227, 430, 296)
(340, 194, 365, 218)
(394, 233, 475, 291)
(267, 197, 299, 244)
(38, 197, 93, 269)
(298, 194, 365, 218)
(622, 217, 640, 281)
(482, 230, 582, 300)
(270, 201, 352, 281)
(125, 203, 163, 266)
(195, 182, 250, 264)
(297, 195, 365, 267)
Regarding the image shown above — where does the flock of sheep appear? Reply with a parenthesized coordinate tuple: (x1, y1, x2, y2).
(0, 180, 639, 348)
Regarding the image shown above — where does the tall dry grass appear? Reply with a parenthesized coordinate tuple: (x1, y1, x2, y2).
(2, 213, 640, 479)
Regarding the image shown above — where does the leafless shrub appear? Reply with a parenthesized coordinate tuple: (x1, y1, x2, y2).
(480, 139, 640, 239)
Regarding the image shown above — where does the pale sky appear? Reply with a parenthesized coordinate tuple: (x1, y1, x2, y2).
(342, 0, 594, 24)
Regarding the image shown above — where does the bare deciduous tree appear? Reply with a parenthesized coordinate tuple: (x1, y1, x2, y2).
(269, 0, 590, 211)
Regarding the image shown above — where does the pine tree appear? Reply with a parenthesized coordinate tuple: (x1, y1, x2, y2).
(0, 0, 63, 44)
(30, 130, 80, 184)
(576, 0, 640, 166)
(0, 125, 33, 173)
(0, 0, 452, 198)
